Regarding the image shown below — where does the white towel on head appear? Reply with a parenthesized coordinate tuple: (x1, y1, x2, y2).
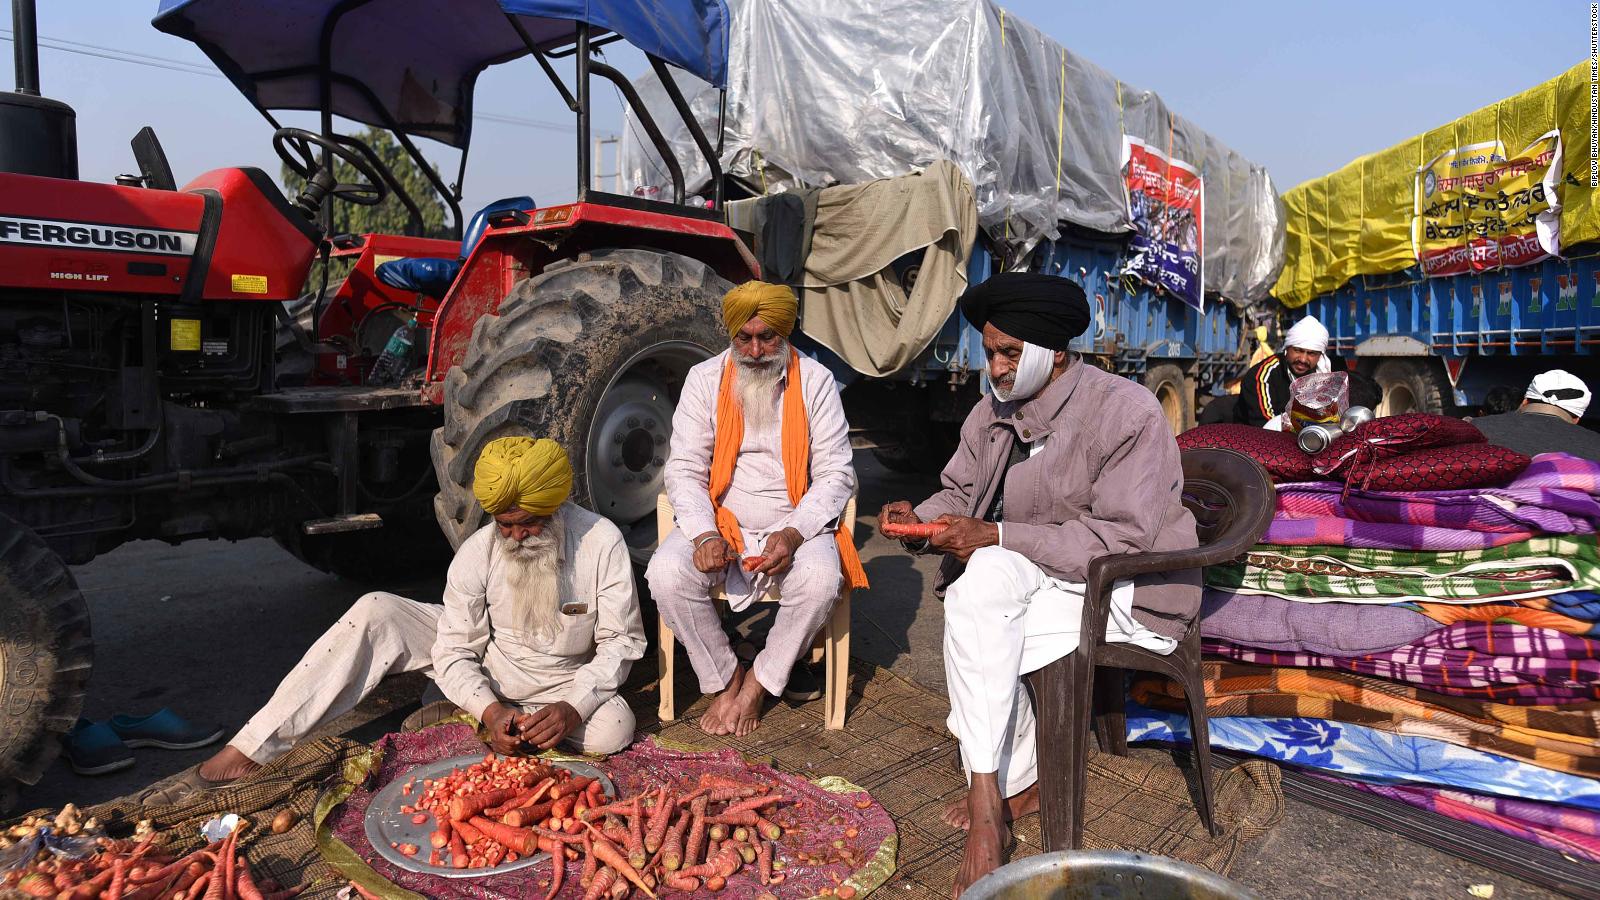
(1284, 316, 1329, 354)
(1526, 370, 1592, 419)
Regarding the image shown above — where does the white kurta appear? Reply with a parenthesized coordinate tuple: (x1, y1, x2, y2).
(229, 503, 646, 762)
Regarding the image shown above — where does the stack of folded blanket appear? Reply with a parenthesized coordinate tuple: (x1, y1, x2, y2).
(1149, 419, 1600, 864)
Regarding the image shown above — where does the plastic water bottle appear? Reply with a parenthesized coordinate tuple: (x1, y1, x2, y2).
(368, 315, 416, 386)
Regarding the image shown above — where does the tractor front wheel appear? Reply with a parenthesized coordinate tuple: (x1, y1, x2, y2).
(431, 249, 732, 562)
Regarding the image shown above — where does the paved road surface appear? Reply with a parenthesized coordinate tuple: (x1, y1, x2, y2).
(19, 453, 1557, 899)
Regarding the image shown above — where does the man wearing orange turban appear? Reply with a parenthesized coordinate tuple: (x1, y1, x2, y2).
(646, 281, 866, 737)
(161, 438, 645, 802)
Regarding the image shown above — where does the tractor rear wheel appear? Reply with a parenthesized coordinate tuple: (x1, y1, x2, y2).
(432, 249, 732, 561)
(0, 513, 92, 808)
(1372, 359, 1446, 416)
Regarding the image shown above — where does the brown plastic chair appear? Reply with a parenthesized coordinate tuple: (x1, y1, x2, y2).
(1027, 448, 1275, 851)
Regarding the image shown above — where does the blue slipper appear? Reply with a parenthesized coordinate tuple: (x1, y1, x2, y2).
(63, 719, 135, 776)
(108, 708, 225, 751)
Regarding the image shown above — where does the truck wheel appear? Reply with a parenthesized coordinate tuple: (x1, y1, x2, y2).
(1144, 364, 1195, 435)
(432, 250, 732, 561)
(0, 513, 92, 794)
(1372, 359, 1445, 416)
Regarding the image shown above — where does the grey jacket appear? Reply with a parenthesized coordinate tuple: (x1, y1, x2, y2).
(914, 359, 1202, 640)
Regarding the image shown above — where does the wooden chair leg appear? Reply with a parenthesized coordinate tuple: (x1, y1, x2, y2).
(657, 614, 678, 722)
(1093, 666, 1128, 756)
(824, 590, 850, 730)
(1028, 649, 1095, 851)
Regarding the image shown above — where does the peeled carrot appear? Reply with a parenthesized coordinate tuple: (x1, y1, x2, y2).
(586, 834, 656, 898)
(465, 817, 535, 856)
(453, 818, 486, 845)
(741, 556, 765, 572)
(449, 830, 468, 870)
(429, 818, 452, 850)
(541, 852, 564, 900)
(550, 795, 577, 819)
(550, 776, 595, 799)
(503, 801, 554, 828)
(449, 788, 517, 823)
(881, 521, 948, 539)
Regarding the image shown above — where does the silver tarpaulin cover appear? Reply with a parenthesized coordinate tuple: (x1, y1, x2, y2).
(619, 0, 1285, 304)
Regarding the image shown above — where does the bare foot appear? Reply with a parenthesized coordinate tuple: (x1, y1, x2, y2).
(941, 784, 1039, 831)
(731, 669, 768, 737)
(197, 745, 262, 783)
(952, 775, 1008, 897)
(699, 667, 746, 735)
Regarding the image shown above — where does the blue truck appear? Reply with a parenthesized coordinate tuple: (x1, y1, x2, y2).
(1302, 252, 1599, 420)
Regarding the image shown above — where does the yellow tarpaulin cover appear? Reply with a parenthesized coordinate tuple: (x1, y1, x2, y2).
(1275, 61, 1599, 308)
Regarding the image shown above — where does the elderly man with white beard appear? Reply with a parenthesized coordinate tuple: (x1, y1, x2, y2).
(646, 281, 867, 738)
(145, 437, 645, 804)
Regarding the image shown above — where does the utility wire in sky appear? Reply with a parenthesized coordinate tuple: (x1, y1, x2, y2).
(0, 29, 575, 133)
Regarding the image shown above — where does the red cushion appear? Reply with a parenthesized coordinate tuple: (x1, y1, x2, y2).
(1177, 424, 1317, 482)
(1313, 413, 1486, 479)
(1348, 443, 1531, 491)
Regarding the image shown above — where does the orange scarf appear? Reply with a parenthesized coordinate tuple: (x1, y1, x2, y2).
(709, 349, 868, 589)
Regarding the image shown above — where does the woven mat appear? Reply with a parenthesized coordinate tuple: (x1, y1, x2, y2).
(21, 658, 1283, 899)
(637, 658, 1286, 898)
(73, 736, 372, 898)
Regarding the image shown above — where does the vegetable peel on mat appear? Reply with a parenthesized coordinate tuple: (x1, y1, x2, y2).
(324, 727, 896, 898)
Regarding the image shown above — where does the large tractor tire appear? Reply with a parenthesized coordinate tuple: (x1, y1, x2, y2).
(1372, 359, 1446, 416)
(1144, 363, 1195, 435)
(432, 250, 732, 560)
(0, 513, 92, 806)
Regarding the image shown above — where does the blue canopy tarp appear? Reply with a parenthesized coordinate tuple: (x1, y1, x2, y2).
(153, 0, 729, 149)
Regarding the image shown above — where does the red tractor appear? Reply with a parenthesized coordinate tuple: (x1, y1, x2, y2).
(0, 0, 754, 802)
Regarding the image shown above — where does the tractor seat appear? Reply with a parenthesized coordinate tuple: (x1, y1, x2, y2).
(375, 196, 534, 299)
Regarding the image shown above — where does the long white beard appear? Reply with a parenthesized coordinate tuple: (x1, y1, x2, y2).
(734, 343, 787, 435)
(497, 511, 565, 641)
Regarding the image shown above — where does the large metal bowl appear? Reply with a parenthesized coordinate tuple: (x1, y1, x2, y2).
(963, 851, 1258, 900)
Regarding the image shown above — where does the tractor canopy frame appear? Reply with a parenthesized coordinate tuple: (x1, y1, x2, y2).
(152, 0, 732, 237)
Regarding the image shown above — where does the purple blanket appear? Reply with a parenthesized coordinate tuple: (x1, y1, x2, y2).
(1200, 590, 1441, 656)
(1204, 622, 1600, 704)
(1274, 453, 1600, 538)
(1313, 774, 1600, 863)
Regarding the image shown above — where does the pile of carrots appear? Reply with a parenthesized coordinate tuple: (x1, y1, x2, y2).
(401, 753, 606, 872)
(1, 824, 302, 900)
(559, 772, 803, 900)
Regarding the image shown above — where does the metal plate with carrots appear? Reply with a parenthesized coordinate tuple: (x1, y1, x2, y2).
(364, 755, 613, 878)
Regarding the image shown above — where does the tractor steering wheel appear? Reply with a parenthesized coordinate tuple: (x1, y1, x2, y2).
(271, 127, 388, 210)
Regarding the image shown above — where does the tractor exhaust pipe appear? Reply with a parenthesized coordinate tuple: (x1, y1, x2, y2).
(1, 0, 77, 178)
(11, 0, 40, 95)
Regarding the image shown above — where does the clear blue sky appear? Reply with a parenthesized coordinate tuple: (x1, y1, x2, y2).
(8, 1, 1590, 218)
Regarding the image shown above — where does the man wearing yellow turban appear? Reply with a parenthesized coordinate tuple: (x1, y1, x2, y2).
(167, 438, 645, 801)
(646, 281, 866, 738)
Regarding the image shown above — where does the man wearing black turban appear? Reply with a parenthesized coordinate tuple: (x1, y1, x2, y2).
(879, 272, 1202, 895)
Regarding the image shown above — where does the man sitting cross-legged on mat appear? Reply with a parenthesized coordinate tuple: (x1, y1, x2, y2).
(144, 437, 645, 805)
(879, 273, 1202, 896)
(646, 281, 867, 737)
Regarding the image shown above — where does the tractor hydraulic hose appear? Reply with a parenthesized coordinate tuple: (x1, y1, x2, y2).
(71, 426, 161, 465)
(39, 411, 324, 491)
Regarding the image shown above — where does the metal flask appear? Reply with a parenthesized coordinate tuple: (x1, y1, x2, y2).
(1297, 423, 1343, 454)
(1339, 405, 1376, 433)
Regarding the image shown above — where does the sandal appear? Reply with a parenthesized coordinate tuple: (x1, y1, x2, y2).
(137, 766, 233, 807)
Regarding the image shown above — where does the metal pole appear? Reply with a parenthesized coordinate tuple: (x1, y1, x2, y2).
(575, 24, 591, 201)
(12, 0, 41, 95)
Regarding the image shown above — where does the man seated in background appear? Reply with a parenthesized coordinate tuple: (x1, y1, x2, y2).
(143, 437, 645, 804)
(878, 273, 1201, 896)
(646, 281, 865, 738)
(1234, 315, 1331, 427)
(1471, 370, 1600, 462)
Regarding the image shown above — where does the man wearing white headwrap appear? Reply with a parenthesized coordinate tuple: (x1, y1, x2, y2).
(1234, 315, 1331, 427)
(1472, 370, 1600, 462)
